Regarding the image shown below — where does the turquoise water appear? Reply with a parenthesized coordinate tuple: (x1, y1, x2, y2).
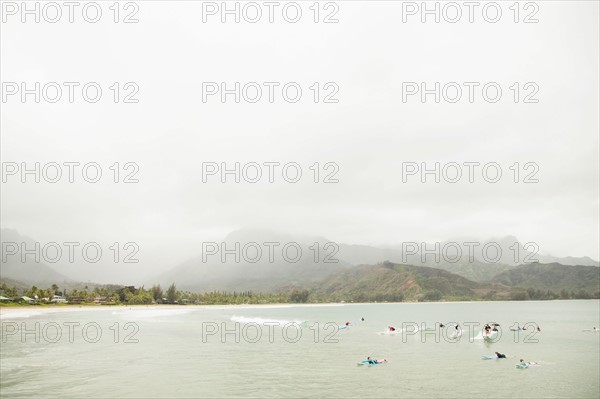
(1, 300, 599, 398)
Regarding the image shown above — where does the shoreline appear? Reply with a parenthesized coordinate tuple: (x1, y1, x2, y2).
(0, 303, 346, 317)
(1, 299, 597, 317)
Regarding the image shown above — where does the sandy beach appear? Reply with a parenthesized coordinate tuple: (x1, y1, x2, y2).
(0, 302, 349, 319)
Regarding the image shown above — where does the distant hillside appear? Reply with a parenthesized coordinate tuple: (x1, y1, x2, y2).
(310, 261, 600, 302)
(336, 235, 597, 282)
(4, 227, 598, 296)
(3, 261, 598, 303)
(426, 259, 515, 283)
(160, 254, 350, 292)
(311, 262, 508, 302)
(1, 229, 71, 286)
(0, 277, 31, 293)
(157, 229, 351, 292)
(156, 229, 599, 292)
(0, 276, 130, 298)
(536, 254, 599, 267)
(491, 263, 600, 294)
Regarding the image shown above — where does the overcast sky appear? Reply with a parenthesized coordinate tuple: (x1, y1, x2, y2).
(1, 1, 598, 282)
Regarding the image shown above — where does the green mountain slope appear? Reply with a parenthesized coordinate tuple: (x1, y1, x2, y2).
(491, 263, 600, 293)
(311, 261, 600, 302)
(311, 262, 502, 302)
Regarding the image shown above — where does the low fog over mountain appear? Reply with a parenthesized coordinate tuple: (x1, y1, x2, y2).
(3, 227, 596, 290)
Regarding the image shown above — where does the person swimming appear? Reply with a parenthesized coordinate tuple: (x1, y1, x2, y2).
(388, 325, 396, 332)
(495, 352, 506, 358)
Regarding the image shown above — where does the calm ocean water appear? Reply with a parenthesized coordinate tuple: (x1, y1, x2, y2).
(1, 300, 599, 398)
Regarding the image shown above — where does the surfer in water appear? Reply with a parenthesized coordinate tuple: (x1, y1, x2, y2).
(450, 324, 461, 338)
(484, 324, 491, 336)
(364, 357, 386, 365)
(495, 352, 506, 358)
(388, 325, 396, 332)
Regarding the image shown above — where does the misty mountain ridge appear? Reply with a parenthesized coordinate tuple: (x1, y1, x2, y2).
(157, 229, 351, 292)
(156, 228, 598, 291)
(0, 229, 70, 285)
(0, 228, 134, 286)
(1, 227, 598, 290)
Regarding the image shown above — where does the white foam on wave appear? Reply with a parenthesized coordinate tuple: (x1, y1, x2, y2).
(217, 303, 344, 310)
(378, 330, 401, 335)
(450, 330, 463, 338)
(474, 331, 498, 340)
(111, 308, 194, 318)
(377, 327, 421, 335)
(230, 315, 305, 325)
(0, 311, 43, 320)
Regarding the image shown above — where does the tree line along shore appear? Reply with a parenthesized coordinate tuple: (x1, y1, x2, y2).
(1, 282, 597, 307)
